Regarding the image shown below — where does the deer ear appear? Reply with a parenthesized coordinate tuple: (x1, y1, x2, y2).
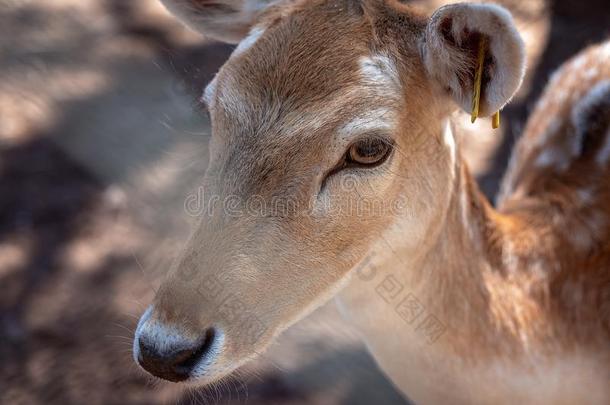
(160, 0, 273, 43)
(422, 3, 526, 117)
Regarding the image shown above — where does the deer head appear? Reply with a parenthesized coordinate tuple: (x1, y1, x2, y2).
(133, 0, 525, 384)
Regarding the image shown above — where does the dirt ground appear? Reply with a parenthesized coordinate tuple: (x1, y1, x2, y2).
(0, 1, 608, 404)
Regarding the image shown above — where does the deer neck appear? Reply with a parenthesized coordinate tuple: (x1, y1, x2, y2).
(335, 122, 608, 403)
(336, 124, 513, 360)
(411, 157, 507, 355)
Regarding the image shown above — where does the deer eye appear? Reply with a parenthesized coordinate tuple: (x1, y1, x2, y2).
(346, 138, 393, 166)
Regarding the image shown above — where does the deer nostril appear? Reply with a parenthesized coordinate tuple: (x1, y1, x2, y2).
(172, 328, 217, 372)
(137, 328, 217, 382)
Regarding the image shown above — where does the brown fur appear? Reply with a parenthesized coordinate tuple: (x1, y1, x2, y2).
(137, 1, 609, 402)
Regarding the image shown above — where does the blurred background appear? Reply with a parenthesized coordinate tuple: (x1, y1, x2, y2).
(0, 0, 608, 404)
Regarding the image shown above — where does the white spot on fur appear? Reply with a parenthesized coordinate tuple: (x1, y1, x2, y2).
(583, 66, 598, 80)
(534, 146, 569, 170)
(556, 89, 568, 104)
(232, 26, 265, 56)
(359, 55, 400, 91)
(570, 54, 587, 70)
(535, 118, 562, 147)
(442, 119, 456, 167)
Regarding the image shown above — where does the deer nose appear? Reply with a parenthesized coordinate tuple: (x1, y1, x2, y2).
(136, 328, 217, 382)
(133, 306, 221, 382)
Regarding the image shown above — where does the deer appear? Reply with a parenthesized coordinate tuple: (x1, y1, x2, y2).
(132, 0, 610, 403)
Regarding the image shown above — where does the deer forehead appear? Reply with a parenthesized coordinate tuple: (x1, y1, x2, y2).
(209, 50, 402, 142)
(202, 3, 412, 140)
(205, 71, 401, 199)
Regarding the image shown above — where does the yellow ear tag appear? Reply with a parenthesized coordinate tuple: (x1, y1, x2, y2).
(492, 110, 500, 129)
(471, 37, 500, 129)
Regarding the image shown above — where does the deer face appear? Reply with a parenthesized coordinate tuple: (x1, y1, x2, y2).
(133, 0, 524, 385)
